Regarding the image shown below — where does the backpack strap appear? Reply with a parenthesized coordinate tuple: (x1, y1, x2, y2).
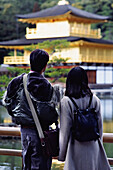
(69, 97, 79, 110)
(87, 95, 93, 109)
(69, 95, 93, 110)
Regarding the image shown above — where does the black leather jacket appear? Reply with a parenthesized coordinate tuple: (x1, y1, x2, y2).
(4, 72, 61, 130)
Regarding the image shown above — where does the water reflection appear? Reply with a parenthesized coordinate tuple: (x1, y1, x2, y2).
(0, 106, 11, 124)
(100, 97, 113, 121)
(0, 139, 22, 169)
(0, 139, 64, 170)
(0, 139, 112, 170)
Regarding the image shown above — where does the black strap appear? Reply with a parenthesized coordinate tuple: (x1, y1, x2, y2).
(69, 95, 93, 110)
(88, 95, 93, 108)
(69, 97, 79, 110)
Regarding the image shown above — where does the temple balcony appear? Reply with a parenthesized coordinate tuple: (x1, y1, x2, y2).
(26, 27, 37, 39)
(3, 53, 113, 65)
(4, 56, 30, 65)
(4, 44, 113, 65)
(25, 23, 101, 39)
(70, 27, 101, 39)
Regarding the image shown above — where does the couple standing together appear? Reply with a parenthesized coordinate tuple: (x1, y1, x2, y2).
(4, 49, 110, 170)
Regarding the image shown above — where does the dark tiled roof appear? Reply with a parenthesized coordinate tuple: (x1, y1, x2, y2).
(81, 37, 113, 45)
(16, 5, 110, 21)
(0, 36, 113, 46)
(0, 37, 80, 46)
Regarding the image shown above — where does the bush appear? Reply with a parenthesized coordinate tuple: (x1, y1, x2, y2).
(58, 77, 66, 83)
(0, 67, 30, 99)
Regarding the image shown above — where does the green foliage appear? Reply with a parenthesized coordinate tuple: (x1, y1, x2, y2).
(72, 2, 83, 9)
(40, 0, 58, 9)
(0, 74, 13, 99)
(45, 67, 71, 83)
(24, 40, 70, 65)
(24, 39, 70, 53)
(0, 66, 69, 99)
(0, 90, 5, 100)
(49, 56, 69, 64)
(0, 75, 12, 88)
(0, 67, 30, 99)
(58, 68, 71, 76)
(24, 44, 38, 52)
(38, 39, 70, 54)
(0, 0, 43, 41)
(82, 0, 113, 40)
(7, 67, 30, 76)
(58, 77, 66, 83)
(45, 68, 58, 78)
(8, 50, 23, 56)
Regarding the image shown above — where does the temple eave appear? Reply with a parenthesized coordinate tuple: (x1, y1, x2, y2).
(0, 45, 24, 50)
(18, 13, 108, 24)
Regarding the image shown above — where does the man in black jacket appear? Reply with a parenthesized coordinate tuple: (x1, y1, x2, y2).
(4, 49, 62, 170)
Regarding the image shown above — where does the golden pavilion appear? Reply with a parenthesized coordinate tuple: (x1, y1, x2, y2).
(0, 0, 113, 84)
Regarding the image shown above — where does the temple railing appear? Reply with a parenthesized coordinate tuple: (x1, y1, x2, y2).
(70, 28, 101, 39)
(0, 127, 113, 165)
(26, 26, 101, 39)
(4, 56, 29, 65)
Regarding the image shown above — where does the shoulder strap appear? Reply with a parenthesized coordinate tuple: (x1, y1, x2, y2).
(23, 74, 44, 139)
(88, 95, 93, 108)
(69, 97, 79, 110)
(69, 95, 93, 110)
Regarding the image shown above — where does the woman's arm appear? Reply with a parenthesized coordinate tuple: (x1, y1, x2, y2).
(93, 95, 103, 140)
(59, 96, 72, 161)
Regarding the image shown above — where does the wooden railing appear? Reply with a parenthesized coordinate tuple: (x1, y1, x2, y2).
(70, 27, 101, 39)
(4, 56, 29, 65)
(0, 126, 113, 165)
(26, 27, 37, 35)
(26, 26, 101, 39)
(4, 53, 113, 65)
(0, 126, 22, 157)
(80, 54, 113, 64)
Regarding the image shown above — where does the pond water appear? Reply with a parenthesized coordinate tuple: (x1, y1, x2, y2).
(0, 94, 113, 169)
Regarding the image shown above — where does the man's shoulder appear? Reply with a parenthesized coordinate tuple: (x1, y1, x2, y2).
(7, 73, 24, 97)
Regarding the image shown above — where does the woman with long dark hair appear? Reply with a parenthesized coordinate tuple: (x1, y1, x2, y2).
(59, 66, 110, 170)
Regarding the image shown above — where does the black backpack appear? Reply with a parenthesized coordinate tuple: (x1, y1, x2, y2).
(69, 95, 100, 142)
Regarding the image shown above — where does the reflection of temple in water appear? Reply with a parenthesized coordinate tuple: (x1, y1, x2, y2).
(1, 0, 113, 84)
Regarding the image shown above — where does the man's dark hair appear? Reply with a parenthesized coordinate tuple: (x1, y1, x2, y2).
(30, 49, 49, 72)
(65, 66, 92, 98)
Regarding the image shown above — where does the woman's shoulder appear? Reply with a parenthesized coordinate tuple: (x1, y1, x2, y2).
(92, 93, 100, 103)
(61, 96, 72, 105)
(61, 94, 100, 105)
(61, 96, 69, 101)
(91, 93, 101, 110)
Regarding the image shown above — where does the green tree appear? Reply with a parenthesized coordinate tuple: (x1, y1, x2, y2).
(0, 0, 46, 41)
(45, 67, 71, 83)
(38, 39, 70, 54)
(82, 0, 113, 40)
(24, 39, 70, 64)
(0, 67, 30, 99)
(40, 0, 58, 9)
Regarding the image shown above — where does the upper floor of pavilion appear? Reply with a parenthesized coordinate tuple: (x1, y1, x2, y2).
(16, 0, 110, 40)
